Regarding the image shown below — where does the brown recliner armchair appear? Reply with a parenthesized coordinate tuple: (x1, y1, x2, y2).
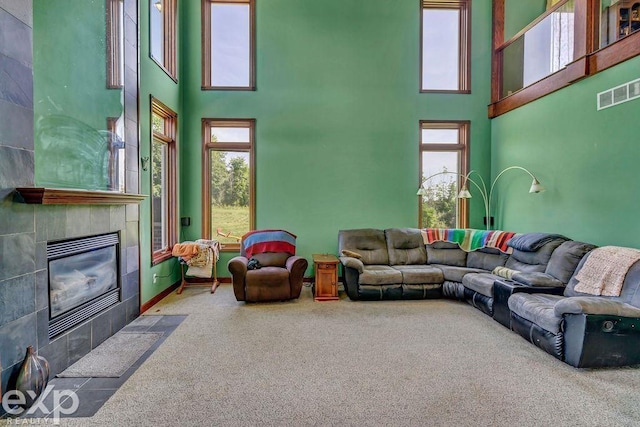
(227, 230, 308, 302)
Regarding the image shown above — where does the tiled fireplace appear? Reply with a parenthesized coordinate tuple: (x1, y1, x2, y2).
(0, 0, 141, 410)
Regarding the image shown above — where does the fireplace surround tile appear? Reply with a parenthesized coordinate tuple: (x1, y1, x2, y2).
(0, 7, 32, 66)
(125, 295, 140, 324)
(67, 322, 92, 366)
(126, 245, 139, 274)
(0, 52, 33, 110)
(65, 206, 91, 239)
(0, 273, 35, 326)
(0, 196, 34, 235)
(110, 206, 126, 232)
(0, 146, 34, 188)
(125, 220, 138, 248)
(122, 271, 139, 301)
(35, 205, 67, 243)
(91, 310, 112, 350)
(0, 312, 37, 370)
(90, 206, 111, 235)
(35, 240, 46, 270)
(35, 270, 48, 311)
(38, 334, 68, 378)
(0, 233, 35, 281)
(111, 302, 127, 333)
(36, 307, 49, 349)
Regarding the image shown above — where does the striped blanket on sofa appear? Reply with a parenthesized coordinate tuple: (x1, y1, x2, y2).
(421, 228, 516, 254)
(241, 229, 297, 258)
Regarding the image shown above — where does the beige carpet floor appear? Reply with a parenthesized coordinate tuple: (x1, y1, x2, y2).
(51, 285, 640, 426)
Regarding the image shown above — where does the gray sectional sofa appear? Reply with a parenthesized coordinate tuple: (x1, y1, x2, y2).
(338, 227, 640, 368)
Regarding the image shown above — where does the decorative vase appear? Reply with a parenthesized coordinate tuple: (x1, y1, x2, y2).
(14, 346, 50, 410)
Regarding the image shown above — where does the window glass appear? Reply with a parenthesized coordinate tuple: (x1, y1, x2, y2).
(419, 122, 468, 229)
(421, 129, 459, 144)
(422, 9, 460, 91)
(149, 0, 176, 78)
(150, 98, 177, 263)
(204, 120, 254, 249)
(152, 140, 167, 252)
(150, 0, 164, 64)
(211, 3, 251, 87)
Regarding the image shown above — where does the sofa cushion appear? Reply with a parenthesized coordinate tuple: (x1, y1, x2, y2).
(391, 265, 443, 284)
(545, 241, 596, 283)
(505, 236, 566, 273)
(462, 273, 498, 298)
(508, 293, 564, 334)
(385, 228, 427, 265)
(359, 265, 403, 285)
(467, 247, 509, 271)
(338, 229, 389, 265)
(426, 242, 467, 267)
(430, 264, 486, 283)
(252, 252, 289, 267)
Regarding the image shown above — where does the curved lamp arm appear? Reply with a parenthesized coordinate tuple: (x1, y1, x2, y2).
(417, 170, 490, 230)
(488, 166, 545, 226)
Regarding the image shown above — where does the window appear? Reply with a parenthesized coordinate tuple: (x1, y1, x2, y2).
(500, 1, 576, 99)
(150, 0, 177, 80)
(202, 119, 255, 251)
(490, 0, 640, 117)
(151, 97, 177, 264)
(106, 0, 124, 88)
(421, 0, 470, 92)
(599, 1, 640, 48)
(418, 121, 469, 229)
(202, 0, 255, 90)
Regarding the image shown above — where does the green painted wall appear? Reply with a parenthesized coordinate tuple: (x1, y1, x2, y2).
(139, 0, 183, 304)
(178, 0, 493, 276)
(491, 55, 640, 247)
(33, 0, 123, 189)
(504, 0, 547, 41)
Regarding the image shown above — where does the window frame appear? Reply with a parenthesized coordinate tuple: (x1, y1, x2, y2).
(106, 0, 124, 88)
(420, 0, 471, 94)
(201, 0, 256, 91)
(489, 0, 640, 118)
(202, 118, 256, 252)
(149, 0, 178, 81)
(418, 120, 470, 229)
(150, 96, 178, 265)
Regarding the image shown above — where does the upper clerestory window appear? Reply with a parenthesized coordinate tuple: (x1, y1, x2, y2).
(202, 0, 256, 90)
(420, 0, 471, 93)
(150, 0, 178, 81)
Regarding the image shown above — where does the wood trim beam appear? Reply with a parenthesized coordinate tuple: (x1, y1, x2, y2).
(15, 188, 146, 205)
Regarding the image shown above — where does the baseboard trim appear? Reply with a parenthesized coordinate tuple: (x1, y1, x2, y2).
(141, 280, 181, 314)
(142, 277, 314, 311)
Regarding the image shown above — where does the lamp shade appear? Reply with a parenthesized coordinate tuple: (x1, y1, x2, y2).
(457, 186, 472, 199)
(529, 178, 545, 193)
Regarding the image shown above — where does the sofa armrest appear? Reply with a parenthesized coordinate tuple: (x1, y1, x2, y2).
(228, 256, 248, 301)
(286, 256, 308, 298)
(554, 297, 640, 317)
(339, 256, 364, 273)
(512, 272, 564, 287)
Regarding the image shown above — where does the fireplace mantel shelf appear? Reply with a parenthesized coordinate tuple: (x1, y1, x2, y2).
(15, 187, 146, 205)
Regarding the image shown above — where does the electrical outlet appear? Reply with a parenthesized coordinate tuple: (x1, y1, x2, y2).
(153, 273, 157, 284)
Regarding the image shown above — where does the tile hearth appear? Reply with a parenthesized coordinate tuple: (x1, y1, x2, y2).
(1, 315, 185, 421)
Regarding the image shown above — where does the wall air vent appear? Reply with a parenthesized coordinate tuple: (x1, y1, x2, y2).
(597, 78, 640, 110)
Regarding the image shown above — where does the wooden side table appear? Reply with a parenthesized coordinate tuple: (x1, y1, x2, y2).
(312, 254, 339, 301)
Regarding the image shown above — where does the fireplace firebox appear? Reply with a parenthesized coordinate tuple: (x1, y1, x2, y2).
(47, 233, 121, 338)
